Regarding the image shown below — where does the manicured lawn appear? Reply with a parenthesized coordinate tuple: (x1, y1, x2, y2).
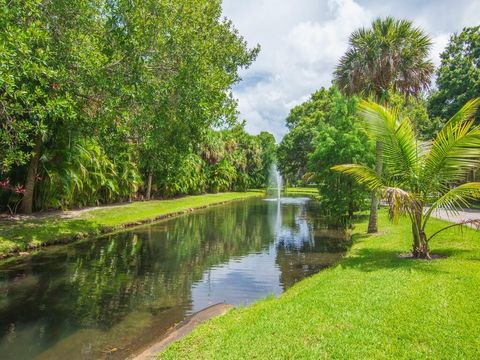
(160, 210, 480, 359)
(0, 191, 263, 256)
(284, 186, 319, 195)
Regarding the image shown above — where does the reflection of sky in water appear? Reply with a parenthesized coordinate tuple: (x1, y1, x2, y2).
(191, 198, 314, 312)
(191, 250, 281, 312)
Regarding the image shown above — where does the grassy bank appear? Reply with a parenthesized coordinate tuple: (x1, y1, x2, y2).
(161, 210, 480, 359)
(0, 191, 263, 257)
(284, 187, 319, 196)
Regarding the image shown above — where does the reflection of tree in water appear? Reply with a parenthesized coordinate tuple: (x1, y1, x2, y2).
(0, 200, 273, 359)
(274, 200, 350, 289)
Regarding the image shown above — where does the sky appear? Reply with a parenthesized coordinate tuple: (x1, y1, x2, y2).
(222, 0, 480, 141)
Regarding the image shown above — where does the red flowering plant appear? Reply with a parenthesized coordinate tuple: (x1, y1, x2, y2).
(0, 178, 25, 214)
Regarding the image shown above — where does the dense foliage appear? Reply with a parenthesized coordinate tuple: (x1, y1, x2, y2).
(427, 26, 480, 186)
(159, 124, 276, 197)
(278, 87, 373, 225)
(277, 88, 334, 185)
(0, 0, 275, 213)
(309, 90, 373, 225)
(428, 26, 480, 122)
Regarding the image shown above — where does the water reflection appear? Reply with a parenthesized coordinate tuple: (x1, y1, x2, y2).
(0, 197, 349, 359)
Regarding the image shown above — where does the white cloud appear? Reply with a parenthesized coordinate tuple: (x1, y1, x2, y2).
(431, 33, 451, 67)
(223, 0, 479, 141)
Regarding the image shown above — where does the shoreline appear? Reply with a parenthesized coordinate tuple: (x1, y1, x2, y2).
(0, 192, 264, 261)
(131, 303, 233, 360)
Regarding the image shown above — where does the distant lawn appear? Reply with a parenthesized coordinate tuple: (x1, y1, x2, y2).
(0, 191, 263, 257)
(160, 210, 480, 359)
(284, 186, 319, 195)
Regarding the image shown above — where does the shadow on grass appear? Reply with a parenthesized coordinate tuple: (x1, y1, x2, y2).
(338, 247, 452, 274)
(351, 214, 370, 224)
(338, 230, 473, 274)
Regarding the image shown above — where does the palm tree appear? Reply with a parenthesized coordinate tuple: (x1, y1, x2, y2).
(332, 98, 480, 259)
(334, 17, 434, 233)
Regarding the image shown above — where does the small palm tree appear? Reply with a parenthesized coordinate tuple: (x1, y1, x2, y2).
(334, 17, 435, 234)
(332, 98, 480, 259)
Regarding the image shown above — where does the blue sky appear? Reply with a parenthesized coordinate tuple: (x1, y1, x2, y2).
(222, 0, 480, 141)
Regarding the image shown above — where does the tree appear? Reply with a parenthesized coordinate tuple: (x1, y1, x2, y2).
(333, 99, 480, 258)
(277, 88, 334, 184)
(0, 0, 113, 213)
(309, 89, 373, 226)
(334, 17, 434, 233)
(130, 0, 258, 199)
(257, 132, 277, 187)
(429, 26, 480, 121)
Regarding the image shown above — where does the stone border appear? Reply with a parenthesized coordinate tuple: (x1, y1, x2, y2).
(131, 303, 233, 360)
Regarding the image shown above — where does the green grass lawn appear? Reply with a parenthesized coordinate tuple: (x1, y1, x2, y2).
(0, 191, 263, 256)
(160, 210, 480, 359)
(284, 186, 319, 195)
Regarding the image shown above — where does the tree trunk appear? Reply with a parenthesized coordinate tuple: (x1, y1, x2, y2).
(146, 171, 153, 200)
(21, 133, 42, 214)
(348, 181, 354, 219)
(411, 210, 430, 259)
(412, 231, 429, 258)
(367, 141, 383, 233)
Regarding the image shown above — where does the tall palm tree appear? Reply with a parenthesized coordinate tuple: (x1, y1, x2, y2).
(334, 17, 434, 233)
(332, 98, 480, 259)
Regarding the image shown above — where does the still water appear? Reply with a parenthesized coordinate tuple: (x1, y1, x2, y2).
(0, 197, 349, 359)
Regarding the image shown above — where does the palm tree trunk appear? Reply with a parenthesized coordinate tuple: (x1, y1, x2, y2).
(367, 141, 383, 233)
(21, 133, 42, 214)
(146, 171, 153, 200)
(411, 210, 430, 259)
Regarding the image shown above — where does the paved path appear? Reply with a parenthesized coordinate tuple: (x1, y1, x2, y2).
(429, 208, 480, 229)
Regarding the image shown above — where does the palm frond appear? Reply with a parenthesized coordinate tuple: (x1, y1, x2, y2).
(384, 186, 419, 223)
(334, 17, 433, 98)
(331, 164, 384, 191)
(423, 98, 480, 184)
(358, 100, 420, 180)
(423, 182, 480, 229)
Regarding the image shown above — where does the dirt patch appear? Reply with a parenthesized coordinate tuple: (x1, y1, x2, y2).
(131, 303, 233, 360)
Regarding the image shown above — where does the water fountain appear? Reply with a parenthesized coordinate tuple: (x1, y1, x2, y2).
(268, 163, 283, 200)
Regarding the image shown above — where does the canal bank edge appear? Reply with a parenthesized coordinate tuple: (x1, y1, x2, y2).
(0, 192, 264, 261)
(132, 303, 233, 360)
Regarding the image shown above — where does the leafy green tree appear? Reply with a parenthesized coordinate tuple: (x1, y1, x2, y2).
(129, 0, 258, 199)
(334, 17, 434, 233)
(333, 99, 480, 258)
(429, 26, 480, 121)
(277, 88, 334, 184)
(0, 1, 80, 213)
(309, 90, 374, 225)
